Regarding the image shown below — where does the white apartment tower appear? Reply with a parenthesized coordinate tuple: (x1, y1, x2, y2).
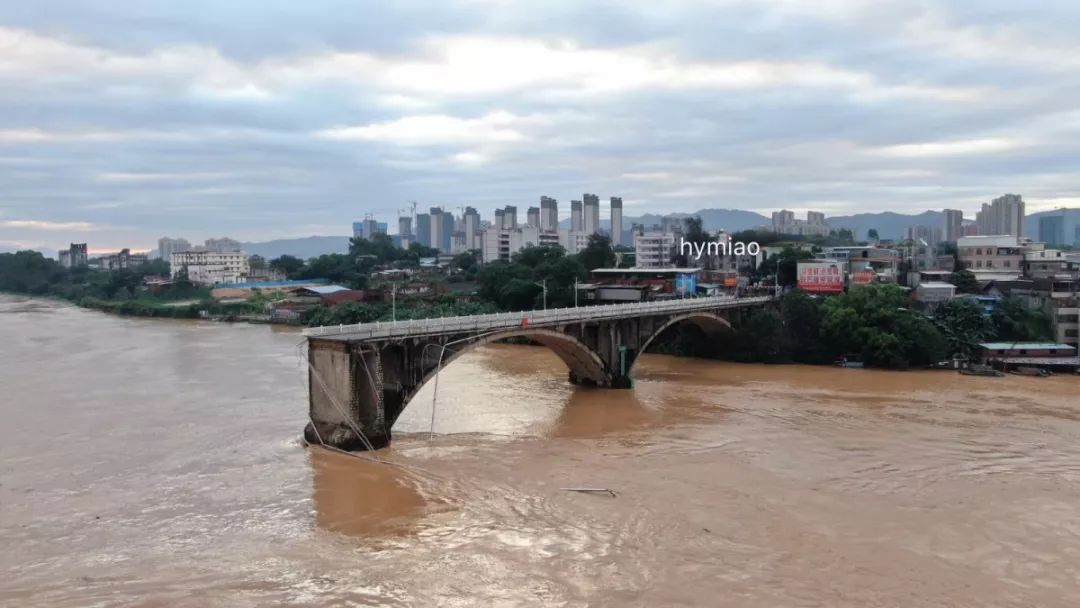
(540, 196, 558, 232)
(943, 209, 964, 242)
(583, 193, 600, 235)
(975, 194, 1025, 238)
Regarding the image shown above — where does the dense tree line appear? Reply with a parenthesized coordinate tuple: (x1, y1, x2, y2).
(709, 285, 1052, 368)
(268, 234, 441, 289)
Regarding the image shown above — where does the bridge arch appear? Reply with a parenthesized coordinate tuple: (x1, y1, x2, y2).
(391, 328, 611, 426)
(630, 311, 733, 375)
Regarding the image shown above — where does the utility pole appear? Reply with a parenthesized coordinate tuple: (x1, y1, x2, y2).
(391, 283, 397, 321)
(574, 278, 579, 307)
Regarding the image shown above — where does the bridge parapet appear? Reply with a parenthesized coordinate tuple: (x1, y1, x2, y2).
(304, 295, 772, 341)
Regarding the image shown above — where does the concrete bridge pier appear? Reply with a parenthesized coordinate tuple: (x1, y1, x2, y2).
(304, 340, 393, 450)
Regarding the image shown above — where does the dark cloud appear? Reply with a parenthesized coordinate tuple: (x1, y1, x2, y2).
(1, 0, 1078, 250)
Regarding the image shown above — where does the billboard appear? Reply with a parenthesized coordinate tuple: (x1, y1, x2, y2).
(797, 261, 844, 293)
(675, 273, 697, 297)
(851, 270, 876, 285)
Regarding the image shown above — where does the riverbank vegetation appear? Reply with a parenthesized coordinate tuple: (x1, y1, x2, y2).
(0, 250, 266, 319)
(2, 242, 1055, 371)
(659, 284, 1052, 369)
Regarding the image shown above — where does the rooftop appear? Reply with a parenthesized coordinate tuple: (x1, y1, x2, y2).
(980, 342, 1076, 351)
(300, 285, 350, 295)
(592, 267, 701, 274)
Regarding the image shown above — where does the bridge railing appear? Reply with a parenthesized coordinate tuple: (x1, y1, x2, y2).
(303, 295, 772, 341)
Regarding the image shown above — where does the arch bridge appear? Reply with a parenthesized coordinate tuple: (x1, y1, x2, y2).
(302, 295, 771, 450)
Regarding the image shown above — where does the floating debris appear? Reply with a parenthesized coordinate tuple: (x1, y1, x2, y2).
(561, 487, 617, 497)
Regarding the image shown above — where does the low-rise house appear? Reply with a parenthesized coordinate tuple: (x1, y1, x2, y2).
(957, 235, 1023, 282)
(171, 250, 250, 285)
(914, 281, 956, 305)
(978, 342, 1079, 370)
(1053, 305, 1079, 349)
(96, 248, 149, 271)
(269, 285, 371, 323)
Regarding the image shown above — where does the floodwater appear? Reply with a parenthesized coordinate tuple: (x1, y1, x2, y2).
(2, 294, 1080, 607)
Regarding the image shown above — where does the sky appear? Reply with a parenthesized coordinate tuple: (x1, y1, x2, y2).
(1, 0, 1079, 252)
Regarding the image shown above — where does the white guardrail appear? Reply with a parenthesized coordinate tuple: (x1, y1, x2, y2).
(303, 295, 773, 341)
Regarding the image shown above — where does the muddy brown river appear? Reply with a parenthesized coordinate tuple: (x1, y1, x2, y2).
(2, 295, 1079, 606)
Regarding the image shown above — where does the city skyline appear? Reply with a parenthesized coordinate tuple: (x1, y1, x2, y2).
(3, 1, 1080, 251)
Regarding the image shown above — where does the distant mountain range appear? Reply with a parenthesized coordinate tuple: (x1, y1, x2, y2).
(239, 236, 351, 259)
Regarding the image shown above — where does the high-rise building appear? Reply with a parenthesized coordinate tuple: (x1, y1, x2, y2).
(942, 209, 964, 242)
(571, 201, 583, 232)
(540, 196, 558, 232)
(583, 193, 600, 235)
(205, 237, 242, 253)
(526, 206, 540, 228)
(905, 225, 938, 246)
(501, 205, 518, 230)
(57, 243, 88, 268)
(481, 225, 561, 264)
(770, 210, 829, 236)
(398, 216, 413, 239)
(610, 197, 623, 247)
(429, 207, 446, 252)
(158, 237, 191, 261)
(975, 194, 1025, 237)
(353, 219, 385, 239)
(1037, 209, 1080, 247)
(441, 211, 454, 252)
(463, 207, 481, 251)
(415, 213, 431, 247)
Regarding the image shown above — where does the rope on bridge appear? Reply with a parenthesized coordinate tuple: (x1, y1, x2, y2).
(294, 340, 382, 460)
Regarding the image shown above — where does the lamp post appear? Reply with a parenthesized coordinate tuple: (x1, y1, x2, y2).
(533, 279, 547, 310)
(776, 254, 782, 297)
(573, 278, 579, 307)
(391, 282, 397, 321)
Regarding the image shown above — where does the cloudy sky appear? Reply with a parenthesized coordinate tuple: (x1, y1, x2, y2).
(2, 0, 1079, 252)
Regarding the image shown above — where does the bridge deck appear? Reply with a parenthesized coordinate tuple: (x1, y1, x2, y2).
(303, 295, 771, 342)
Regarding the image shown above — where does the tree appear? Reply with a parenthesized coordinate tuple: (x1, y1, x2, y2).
(299, 254, 368, 289)
(991, 296, 1052, 342)
(269, 255, 305, 278)
(533, 255, 586, 308)
(867, 228, 880, 241)
(476, 261, 532, 309)
(451, 250, 480, 277)
(349, 233, 398, 263)
(781, 290, 825, 363)
(142, 258, 170, 276)
(756, 247, 813, 287)
(819, 284, 946, 367)
(512, 245, 566, 269)
(0, 251, 66, 294)
(577, 233, 616, 271)
(935, 298, 993, 359)
(950, 269, 979, 294)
